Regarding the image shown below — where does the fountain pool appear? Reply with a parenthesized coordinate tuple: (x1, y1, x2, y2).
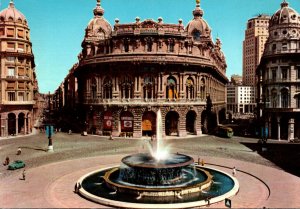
(76, 110, 239, 208)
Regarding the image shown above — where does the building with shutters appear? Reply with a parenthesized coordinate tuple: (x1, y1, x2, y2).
(0, 1, 39, 137)
(257, 1, 300, 141)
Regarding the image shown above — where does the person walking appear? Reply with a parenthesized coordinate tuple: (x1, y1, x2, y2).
(22, 169, 26, 181)
(232, 167, 237, 176)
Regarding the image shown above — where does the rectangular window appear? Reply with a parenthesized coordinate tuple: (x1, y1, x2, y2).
(0, 28, 4, 36)
(7, 68, 15, 76)
(8, 92, 15, 101)
(7, 82, 15, 90)
(7, 28, 14, 37)
(25, 31, 29, 40)
(18, 92, 24, 101)
(282, 43, 288, 51)
(297, 97, 300, 108)
(297, 67, 300, 79)
(6, 57, 15, 62)
(18, 82, 25, 89)
(17, 29, 24, 38)
(18, 43, 24, 52)
(281, 68, 288, 80)
(272, 68, 277, 81)
(18, 68, 25, 76)
(7, 42, 15, 50)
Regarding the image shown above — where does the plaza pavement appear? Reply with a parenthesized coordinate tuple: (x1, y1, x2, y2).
(0, 133, 300, 208)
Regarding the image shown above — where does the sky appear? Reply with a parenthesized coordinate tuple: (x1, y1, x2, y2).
(2, 0, 300, 93)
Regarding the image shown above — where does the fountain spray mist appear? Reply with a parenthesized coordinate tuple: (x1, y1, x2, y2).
(154, 109, 169, 161)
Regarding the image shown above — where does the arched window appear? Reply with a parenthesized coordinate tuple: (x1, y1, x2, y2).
(271, 88, 277, 108)
(103, 77, 112, 99)
(281, 88, 289, 108)
(200, 78, 206, 100)
(296, 94, 300, 108)
(166, 76, 178, 100)
(91, 78, 97, 100)
(192, 30, 201, 41)
(186, 77, 195, 100)
(120, 76, 133, 99)
(143, 76, 155, 100)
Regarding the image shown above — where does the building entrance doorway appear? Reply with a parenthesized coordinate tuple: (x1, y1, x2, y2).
(186, 111, 196, 134)
(142, 111, 156, 136)
(8, 113, 16, 135)
(165, 111, 179, 136)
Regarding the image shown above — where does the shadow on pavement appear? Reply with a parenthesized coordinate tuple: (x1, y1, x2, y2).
(241, 142, 300, 177)
(20, 146, 47, 152)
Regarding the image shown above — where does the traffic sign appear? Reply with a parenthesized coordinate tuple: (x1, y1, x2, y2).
(225, 198, 231, 208)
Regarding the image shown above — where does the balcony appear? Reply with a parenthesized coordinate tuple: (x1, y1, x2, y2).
(3, 101, 35, 105)
(264, 78, 291, 84)
(5, 75, 31, 81)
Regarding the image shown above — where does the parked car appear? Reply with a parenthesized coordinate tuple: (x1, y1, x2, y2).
(216, 125, 234, 138)
(8, 160, 25, 170)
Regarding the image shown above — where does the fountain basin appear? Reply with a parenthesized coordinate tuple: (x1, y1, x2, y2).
(104, 167, 213, 197)
(78, 165, 239, 209)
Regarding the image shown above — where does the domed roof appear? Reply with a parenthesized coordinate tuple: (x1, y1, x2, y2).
(185, 1, 211, 38)
(270, 1, 300, 27)
(85, 0, 112, 40)
(0, 1, 26, 23)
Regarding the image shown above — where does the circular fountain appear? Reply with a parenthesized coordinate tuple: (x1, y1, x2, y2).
(77, 110, 239, 208)
(104, 153, 212, 197)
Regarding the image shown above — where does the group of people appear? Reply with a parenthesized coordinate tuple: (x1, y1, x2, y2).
(3, 148, 26, 181)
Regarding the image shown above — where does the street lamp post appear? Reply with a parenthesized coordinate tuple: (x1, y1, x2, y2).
(47, 92, 54, 152)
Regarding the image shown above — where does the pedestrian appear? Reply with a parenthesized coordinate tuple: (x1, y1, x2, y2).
(201, 159, 205, 166)
(232, 166, 237, 176)
(22, 169, 26, 181)
(206, 197, 210, 206)
(3, 156, 10, 166)
(109, 135, 113, 140)
(68, 129, 72, 135)
(17, 148, 22, 155)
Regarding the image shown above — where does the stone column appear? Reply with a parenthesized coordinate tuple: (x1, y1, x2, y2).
(277, 116, 281, 141)
(268, 117, 272, 138)
(24, 118, 27, 134)
(178, 115, 187, 137)
(16, 117, 18, 136)
(288, 118, 295, 142)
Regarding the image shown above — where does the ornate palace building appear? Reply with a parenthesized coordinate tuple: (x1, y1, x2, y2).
(257, 1, 300, 141)
(0, 1, 39, 136)
(62, 0, 228, 137)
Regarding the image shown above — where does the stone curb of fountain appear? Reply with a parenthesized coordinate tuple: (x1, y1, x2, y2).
(77, 165, 240, 209)
(205, 163, 271, 200)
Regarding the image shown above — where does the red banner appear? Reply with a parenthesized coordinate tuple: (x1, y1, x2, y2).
(121, 112, 134, 132)
(103, 112, 113, 130)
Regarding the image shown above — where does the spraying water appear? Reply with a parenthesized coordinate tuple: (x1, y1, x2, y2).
(153, 109, 169, 161)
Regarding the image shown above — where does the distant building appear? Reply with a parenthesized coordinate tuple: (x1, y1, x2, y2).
(0, 1, 39, 137)
(227, 82, 256, 114)
(55, 0, 229, 137)
(243, 14, 270, 86)
(230, 74, 243, 85)
(257, 1, 300, 141)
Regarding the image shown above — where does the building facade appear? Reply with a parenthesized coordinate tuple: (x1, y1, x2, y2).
(227, 82, 256, 114)
(257, 1, 300, 141)
(0, 1, 39, 137)
(243, 15, 270, 86)
(63, 0, 228, 137)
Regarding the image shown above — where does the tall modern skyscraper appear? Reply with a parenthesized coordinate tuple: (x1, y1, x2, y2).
(243, 15, 270, 85)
